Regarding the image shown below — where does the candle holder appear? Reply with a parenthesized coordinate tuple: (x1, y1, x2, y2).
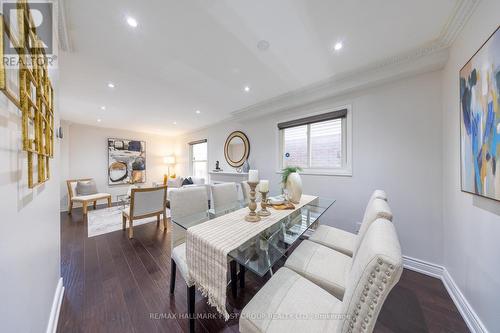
(245, 181, 261, 222)
(258, 191, 271, 217)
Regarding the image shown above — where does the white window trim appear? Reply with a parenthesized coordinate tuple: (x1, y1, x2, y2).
(275, 104, 353, 177)
(189, 140, 209, 180)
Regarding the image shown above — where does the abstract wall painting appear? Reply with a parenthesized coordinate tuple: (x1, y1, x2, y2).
(108, 138, 146, 185)
(460, 26, 500, 200)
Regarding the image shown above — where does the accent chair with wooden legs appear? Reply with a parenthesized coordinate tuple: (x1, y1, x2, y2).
(122, 185, 168, 239)
(66, 178, 112, 215)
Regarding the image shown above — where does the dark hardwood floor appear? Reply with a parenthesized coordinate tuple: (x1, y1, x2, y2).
(57, 206, 469, 333)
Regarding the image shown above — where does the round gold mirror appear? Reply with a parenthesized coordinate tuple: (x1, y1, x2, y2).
(224, 131, 250, 167)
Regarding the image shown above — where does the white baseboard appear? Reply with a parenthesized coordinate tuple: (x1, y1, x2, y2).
(46, 277, 64, 333)
(442, 269, 488, 333)
(403, 256, 487, 333)
(403, 255, 443, 279)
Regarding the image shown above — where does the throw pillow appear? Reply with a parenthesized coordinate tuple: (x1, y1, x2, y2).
(181, 177, 194, 186)
(76, 180, 98, 196)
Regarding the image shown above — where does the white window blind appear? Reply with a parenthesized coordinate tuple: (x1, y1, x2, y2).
(279, 108, 351, 175)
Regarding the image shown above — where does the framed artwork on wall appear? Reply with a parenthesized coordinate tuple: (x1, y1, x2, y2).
(108, 138, 146, 185)
(460, 26, 500, 201)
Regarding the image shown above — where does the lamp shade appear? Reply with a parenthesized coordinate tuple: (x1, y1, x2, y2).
(163, 156, 176, 165)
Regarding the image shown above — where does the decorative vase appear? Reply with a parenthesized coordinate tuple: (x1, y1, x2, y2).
(242, 160, 250, 173)
(285, 172, 302, 204)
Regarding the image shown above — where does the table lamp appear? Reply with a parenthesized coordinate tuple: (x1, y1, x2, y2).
(163, 155, 176, 185)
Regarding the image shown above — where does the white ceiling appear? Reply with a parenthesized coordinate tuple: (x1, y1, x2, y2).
(59, 0, 459, 136)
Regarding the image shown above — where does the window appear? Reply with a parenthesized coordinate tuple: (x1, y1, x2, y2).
(278, 107, 352, 175)
(189, 139, 208, 180)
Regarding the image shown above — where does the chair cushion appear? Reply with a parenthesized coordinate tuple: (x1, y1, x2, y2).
(308, 225, 356, 257)
(171, 243, 193, 286)
(72, 193, 111, 202)
(239, 267, 342, 333)
(76, 180, 98, 195)
(285, 240, 351, 299)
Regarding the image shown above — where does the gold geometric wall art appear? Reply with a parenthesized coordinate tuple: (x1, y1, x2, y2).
(1, 0, 55, 188)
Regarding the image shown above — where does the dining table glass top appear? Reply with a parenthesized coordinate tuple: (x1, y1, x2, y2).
(171, 195, 335, 277)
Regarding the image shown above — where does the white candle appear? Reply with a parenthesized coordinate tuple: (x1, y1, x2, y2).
(260, 180, 269, 192)
(248, 169, 259, 183)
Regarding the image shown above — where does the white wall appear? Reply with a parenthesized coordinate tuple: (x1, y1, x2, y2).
(0, 90, 61, 330)
(60, 122, 174, 210)
(176, 71, 444, 265)
(442, 0, 500, 331)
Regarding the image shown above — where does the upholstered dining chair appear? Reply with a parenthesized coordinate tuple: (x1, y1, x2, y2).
(308, 190, 389, 256)
(239, 218, 403, 333)
(122, 186, 168, 239)
(211, 182, 239, 215)
(283, 198, 393, 300)
(169, 186, 209, 333)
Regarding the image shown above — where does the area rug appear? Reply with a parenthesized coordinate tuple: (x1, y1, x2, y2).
(87, 206, 170, 238)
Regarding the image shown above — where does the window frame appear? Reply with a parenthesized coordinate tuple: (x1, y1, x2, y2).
(276, 105, 352, 176)
(189, 139, 209, 180)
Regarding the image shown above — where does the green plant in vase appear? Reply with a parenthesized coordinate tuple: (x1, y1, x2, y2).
(281, 166, 303, 204)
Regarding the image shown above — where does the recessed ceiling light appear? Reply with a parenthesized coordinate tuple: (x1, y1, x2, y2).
(257, 40, 270, 51)
(334, 42, 343, 51)
(195, 110, 201, 114)
(107, 82, 115, 88)
(100, 106, 106, 110)
(173, 121, 177, 125)
(244, 86, 250, 92)
(97, 118, 102, 123)
(126, 16, 138, 28)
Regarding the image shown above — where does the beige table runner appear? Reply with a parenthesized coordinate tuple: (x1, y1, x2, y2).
(186, 194, 317, 320)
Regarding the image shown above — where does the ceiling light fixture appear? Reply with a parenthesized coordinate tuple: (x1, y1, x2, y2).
(244, 86, 250, 92)
(334, 42, 343, 51)
(100, 106, 106, 110)
(195, 110, 201, 114)
(107, 82, 115, 88)
(126, 16, 138, 28)
(257, 40, 270, 51)
(173, 121, 177, 125)
(97, 118, 102, 123)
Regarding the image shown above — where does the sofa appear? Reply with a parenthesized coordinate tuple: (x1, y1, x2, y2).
(167, 177, 211, 204)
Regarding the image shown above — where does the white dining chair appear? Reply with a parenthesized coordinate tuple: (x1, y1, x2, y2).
(211, 182, 239, 215)
(169, 186, 209, 333)
(239, 218, 403, 333)
(283, 198, 393, 300)
(308, 190, 389, 256)
(122, 186, 167, 239)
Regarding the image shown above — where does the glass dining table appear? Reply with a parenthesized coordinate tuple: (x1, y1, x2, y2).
(171, 195, 336, 277)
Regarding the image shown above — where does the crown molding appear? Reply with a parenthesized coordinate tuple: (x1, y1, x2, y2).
(229, 0, 479, 121)
(439, 0, 480, 47)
